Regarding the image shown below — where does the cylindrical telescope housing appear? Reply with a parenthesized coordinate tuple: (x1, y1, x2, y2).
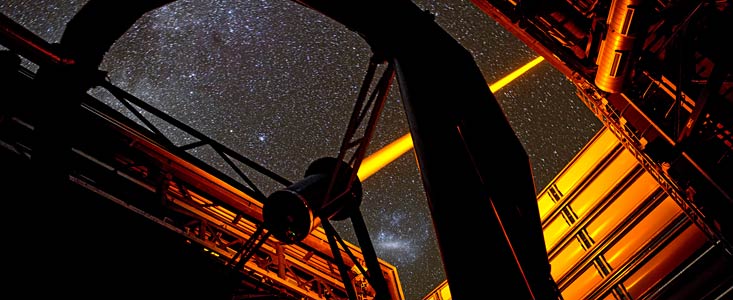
(263, 157, 362, 244)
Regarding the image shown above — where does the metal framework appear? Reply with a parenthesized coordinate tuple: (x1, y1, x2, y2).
(0, 10, 402, 299)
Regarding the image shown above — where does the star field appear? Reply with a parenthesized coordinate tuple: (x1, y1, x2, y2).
(1, 1, 602, 299)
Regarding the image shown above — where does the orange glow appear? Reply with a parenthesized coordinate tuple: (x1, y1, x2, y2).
(623, 223, 705, 298)
(604, 197, 682, 268)
(567, 148, 637, 218)
(561, 264, 603, 300)
(585, 172, 658, 241)
(551, 241, 586, 279)
(357, 56, 546, 180)
(550, 128, 619, 209)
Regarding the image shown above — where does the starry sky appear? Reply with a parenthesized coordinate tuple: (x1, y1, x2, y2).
(1, 1, 602, 299)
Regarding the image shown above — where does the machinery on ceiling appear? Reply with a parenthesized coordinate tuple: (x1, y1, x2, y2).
(470, 0, 732, 250)
(456, 0, 733, 299)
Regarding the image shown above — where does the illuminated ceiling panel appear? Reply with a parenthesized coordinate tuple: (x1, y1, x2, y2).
(423, 126, 732, 300)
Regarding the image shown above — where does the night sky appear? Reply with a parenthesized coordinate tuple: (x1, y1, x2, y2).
(1, 1, 602, 299)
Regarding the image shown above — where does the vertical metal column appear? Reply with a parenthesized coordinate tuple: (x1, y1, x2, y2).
(291, 0, 558, 298)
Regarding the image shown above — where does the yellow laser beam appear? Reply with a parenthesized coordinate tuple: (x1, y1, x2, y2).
(357, 56, 545, 181)
(490, 55, 545, 92)
(357, 133, 414, 180)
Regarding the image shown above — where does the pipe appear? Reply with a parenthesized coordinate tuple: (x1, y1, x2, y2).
(595, 0, 649, 93)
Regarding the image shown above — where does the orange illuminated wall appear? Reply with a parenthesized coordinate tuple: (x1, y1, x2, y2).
(423, 126, 716, 300)
(534, 127, 711, 299)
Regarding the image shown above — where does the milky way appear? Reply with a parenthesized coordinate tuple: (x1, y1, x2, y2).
(1, 1, 602, 299)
